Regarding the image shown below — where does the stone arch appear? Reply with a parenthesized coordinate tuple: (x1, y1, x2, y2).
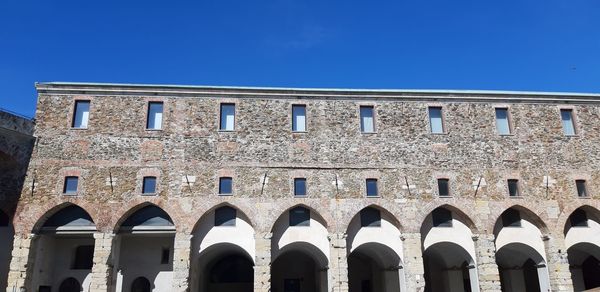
(31, 202, 97, 234)
(111, 202, 176, 234)
(191, 202, 255, 232)
(346, 205, 403, 259)
(264, 200, 332, 232)
(490, 204, 549, 235)
(418, 203, 478, 233)
(562, 205, 600, 235)
(563, 206, 600, 291)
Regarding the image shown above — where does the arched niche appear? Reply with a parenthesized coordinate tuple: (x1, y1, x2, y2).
(113, 204, 175, 292)
(271, 205, 329, 292)
(190, 204, 255, 292)
(563, 206, 600, 291)
(0, 209, 13, 292)
(346, 206, 405, 292)
(30, 205, 96, 292)
(421, 206, 479, 292)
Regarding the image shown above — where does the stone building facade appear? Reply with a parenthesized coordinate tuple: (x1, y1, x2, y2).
(3, 82, 600, 292)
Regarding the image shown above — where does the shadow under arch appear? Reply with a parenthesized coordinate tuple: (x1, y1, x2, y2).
(192, 202, 255, 232)
(270, 203, 329, 231)
(496, 242, 550, 292)
(420, 204, 478, 233)
(111, 202, 175, 234)
(493, 205, 549, 236)
(194, 242, 255, 292)
(31, 202, 97, 234)
(563, 205, 600, 235)
(0, 208, 14, 292)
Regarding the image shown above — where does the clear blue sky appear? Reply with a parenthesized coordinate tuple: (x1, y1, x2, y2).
(1, 0, 600, 117)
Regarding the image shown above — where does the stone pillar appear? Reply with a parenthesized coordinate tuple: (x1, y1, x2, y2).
(89, 232, 115, 292)
(401, 233, 425, 292)
(172, 232, 192, 292)
(329, 233, 348, 292)
(473, 234, 502, 292)
(254, 232, 271, 292)
(543, 234, 573, 292)
(6, 234, 36, 292)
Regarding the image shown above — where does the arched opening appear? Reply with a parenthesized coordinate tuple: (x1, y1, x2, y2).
(131, 276, 151, 292)
(30, 205, 96, 292)
(271, 242, 328, 292)
(0, 209, 13, 291)
(494, 207, 550, 292)
(190, 205, 255, 292)
(113, 205, 175, 292)
(421, 206, 479, 292)
(59, 277, 81, 292)
(564, 207, 600, 291)
(271, 205, 329, 292)
(423, 242, 476, 292)
(346, 206, 405, 292)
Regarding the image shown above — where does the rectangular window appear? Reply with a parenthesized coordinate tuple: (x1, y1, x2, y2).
(215, 207, 236, 226)
(63, 176, 79, 194)
(161, 248, 170, 264)
(428, 107, 444, 134)
(366, 179, 378, 197)
(289, 207, 310, 226)
(576, 180, 588, 197)
(142, 176, 157, 194)
(219, 177, 233, 195)
(437, 178, 450, 197)
(495, 108, 511, 135)
(220, 103, 235, 131)
(294, 178, 306, 197)
(507, 179, 520, 197)
(146, 102, 163, 130)
(292, 105, 306, 132)
(72, 100, 90, 128)
(560, 109, 576, 136)
(360, 106, 375, 133)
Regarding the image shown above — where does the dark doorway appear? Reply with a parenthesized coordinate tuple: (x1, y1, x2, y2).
(206, 253, 253, 292)
(131, 277, 151, 292)
(523, 259, 541, 292)
(284, 278, 301, 292)
(582, 256, 600, 289)
(59, 277, 81, 292)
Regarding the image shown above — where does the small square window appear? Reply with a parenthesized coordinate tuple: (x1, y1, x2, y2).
(292, 105, 306, 132)
(215, 206, 236, 226)
(560, 109, 576, 136)
(502, 209, 521, 227)
(432, 208, 452, 227)
(437, 179, 450, 197)
(428, 107, 444, 134)
(294, 178, 306, 197)
(220, 103, 235, 131)
(360, 106, 375, 133)
(360, 208, 381, 227)
(289, 207, 310, 226)
(366, 179, 378, 197)
(142, 176, 157, 194)
(507, 179, 520, 197)
(72, 100, 90, 128)
(63, 176, 79, 194)
(495, 108, 511, 135)
(161, 248, 170, 264)
(219, 177, 233, 195)
(576, 180, 588, 197)
(147, 102, 163, 130)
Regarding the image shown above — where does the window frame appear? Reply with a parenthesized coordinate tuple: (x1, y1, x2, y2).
(507, 179, 520, 197)
(494, 107, 512, 135)
(365, 178, 379, 197)
(71, 100, 91, 129)
(291, 104, 307, 133)
(359, 105, 376, 133)
(293, 178, 307, 197)
(218, 177, 233, 195)
(437, 178, 450, 197)
(576, 179, 588, 198)
(63, 176, 79, 195)
(559, 108, 577, 136)
(146, 101, 164, 130)
(428, 106, 445, 134)
(219, 103, 236, 131)
(142, 176, 157, 195)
